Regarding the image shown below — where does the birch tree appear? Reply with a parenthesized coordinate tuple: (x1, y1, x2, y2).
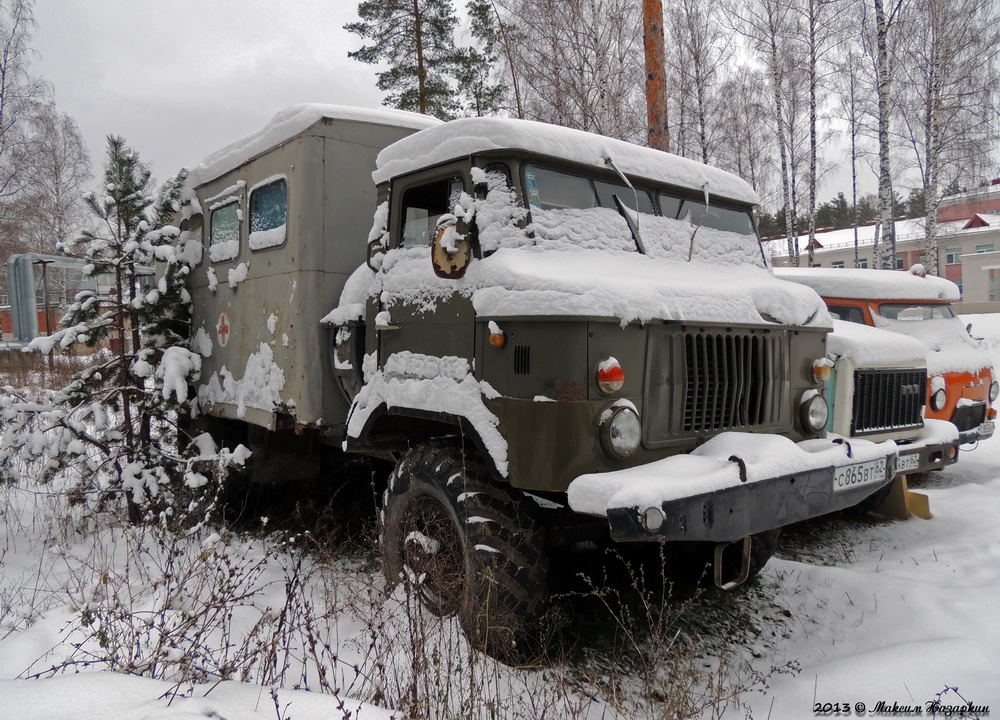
(896, 0, 1000, 274)
(665, 0, 731, 164)
(0, 0, 48, 216)
(727, 0, 801, 264)
(864, 0, 907, 269)
(494, 0, 645, 141)
(834, 48, 872, 268)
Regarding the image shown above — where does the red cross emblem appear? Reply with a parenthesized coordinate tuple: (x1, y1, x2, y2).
(217, 312, 231, 348)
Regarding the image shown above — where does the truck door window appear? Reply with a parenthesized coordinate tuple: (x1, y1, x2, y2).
(826, 304, 866, 324)
(401, 176, 463, 248)
(249, 178, 288, 250)
(209, 200, 240, 263)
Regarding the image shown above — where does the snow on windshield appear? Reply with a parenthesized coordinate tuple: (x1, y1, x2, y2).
(872, 305, 992, 375)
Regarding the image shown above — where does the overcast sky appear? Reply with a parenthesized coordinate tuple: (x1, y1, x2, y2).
(29, 0, 875, 203)
(31, 0, 382, 184)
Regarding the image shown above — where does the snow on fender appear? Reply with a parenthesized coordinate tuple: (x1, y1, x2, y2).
(566, 432, 898, 543)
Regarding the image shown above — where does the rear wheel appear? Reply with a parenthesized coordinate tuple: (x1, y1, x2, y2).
(381, 443, 548, 662)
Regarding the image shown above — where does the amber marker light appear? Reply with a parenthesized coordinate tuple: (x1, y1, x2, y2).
(488, 321, 505, 348)
(812, 358, 832, 384)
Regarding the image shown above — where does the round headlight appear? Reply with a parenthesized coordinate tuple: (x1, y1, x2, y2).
(800, 392, 829, 434)
(602, 406, 642, 458)
(990, 380, 999, 404)
(931, 387, 948, 412)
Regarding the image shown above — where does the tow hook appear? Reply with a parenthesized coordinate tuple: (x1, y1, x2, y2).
(713, 536, 753, 590)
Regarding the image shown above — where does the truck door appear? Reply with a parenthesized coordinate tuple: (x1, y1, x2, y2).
(377, 173, 475, 368)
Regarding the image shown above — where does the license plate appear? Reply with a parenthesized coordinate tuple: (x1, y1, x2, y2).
(896, 452, 921, 473)
(833, 457, 888, 493)
(978, 421, 995, 439)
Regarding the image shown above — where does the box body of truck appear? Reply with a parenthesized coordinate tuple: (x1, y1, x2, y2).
(184, 105, 439, 437)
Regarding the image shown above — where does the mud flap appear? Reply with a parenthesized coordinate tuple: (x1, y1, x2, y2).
(875, 475, 931, 520)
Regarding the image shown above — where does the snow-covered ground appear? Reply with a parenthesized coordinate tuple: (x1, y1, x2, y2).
(2, 315, 999, 719)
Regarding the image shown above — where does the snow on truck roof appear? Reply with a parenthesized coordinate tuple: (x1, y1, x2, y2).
(372, 116, 760, 205)
(187, 104, 442, 189)
(774, 267, 961, 302)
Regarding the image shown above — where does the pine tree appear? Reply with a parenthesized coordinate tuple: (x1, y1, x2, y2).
(345, 0, 462, 119)
(0, 136, 221, 520)
(453, 0, 506, 116)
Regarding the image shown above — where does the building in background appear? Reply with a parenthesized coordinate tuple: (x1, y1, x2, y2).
(766, 184, 1000, 313)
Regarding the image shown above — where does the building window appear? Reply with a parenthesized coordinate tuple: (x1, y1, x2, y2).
(976, 243, 995, 254)
(857, 258, 868, 269)
(895, 255, 904, 269)
(249, 177, 288, 251)
(946, 247, 962, 264)
(831, 260, 845, 268)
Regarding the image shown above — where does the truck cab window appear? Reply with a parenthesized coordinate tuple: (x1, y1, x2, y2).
(524, 166, 596, 210)
(401, 176, 463, 248)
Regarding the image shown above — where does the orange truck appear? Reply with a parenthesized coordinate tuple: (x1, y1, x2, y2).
(776, 267, 997, 446)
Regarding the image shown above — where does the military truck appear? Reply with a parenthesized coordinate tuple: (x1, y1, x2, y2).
(185, 108, 900, 657)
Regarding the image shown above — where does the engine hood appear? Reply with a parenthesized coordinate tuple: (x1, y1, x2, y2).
(468, 247, 831, 328)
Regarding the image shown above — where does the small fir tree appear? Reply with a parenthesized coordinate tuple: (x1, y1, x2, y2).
(0, 135, 230, 520)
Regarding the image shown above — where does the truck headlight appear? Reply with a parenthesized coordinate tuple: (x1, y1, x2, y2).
(931, 387, 948, 412)
(990, 380, 999, 404)
(800, 391, 828, 434)
(601, 404, 641, 458)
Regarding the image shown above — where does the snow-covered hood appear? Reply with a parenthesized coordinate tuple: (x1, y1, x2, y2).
(774, 267, 961, 301)
(326, 246, 831, 329)
(470, 247, 829, 326)
(827, 320, 926, 368)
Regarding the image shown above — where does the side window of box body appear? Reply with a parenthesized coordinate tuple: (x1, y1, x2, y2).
(209, 200, 241, 263)
(249, 178, 288, 252)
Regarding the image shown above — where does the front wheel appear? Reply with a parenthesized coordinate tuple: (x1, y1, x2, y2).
(381, 443, 548, 662)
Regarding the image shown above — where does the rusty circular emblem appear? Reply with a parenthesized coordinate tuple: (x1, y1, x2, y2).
(216, 312, 231, 348)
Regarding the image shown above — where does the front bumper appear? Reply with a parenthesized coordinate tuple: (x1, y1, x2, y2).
(566, 432, 897, 543)
(959, 420, 995, 444)
(895, 418, 961, 474)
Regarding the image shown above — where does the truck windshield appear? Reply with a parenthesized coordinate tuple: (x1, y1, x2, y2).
(520, 163, 766, 268)
(523, 165, 653, 213)
(876, 303, 957, 321)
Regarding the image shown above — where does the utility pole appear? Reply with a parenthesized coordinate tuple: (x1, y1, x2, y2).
(643, 0, 669, 152)
(33, 258, 54, 372)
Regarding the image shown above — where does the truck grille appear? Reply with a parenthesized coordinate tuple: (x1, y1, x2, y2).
(852, 368, 926, 435)
(682, 331, 784, 432)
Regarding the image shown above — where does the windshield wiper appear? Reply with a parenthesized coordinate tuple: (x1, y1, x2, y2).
(603, 155, 645, 254)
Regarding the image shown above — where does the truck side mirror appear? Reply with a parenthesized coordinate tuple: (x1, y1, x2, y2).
(431, 217, 471, 279)
(366, 237, 385, 271)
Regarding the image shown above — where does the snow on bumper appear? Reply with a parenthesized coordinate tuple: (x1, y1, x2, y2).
(566, 432, 897, 543)
(895, 418, 961, 474)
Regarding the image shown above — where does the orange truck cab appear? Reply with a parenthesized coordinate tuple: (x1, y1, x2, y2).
(776, 267, 997, 445)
